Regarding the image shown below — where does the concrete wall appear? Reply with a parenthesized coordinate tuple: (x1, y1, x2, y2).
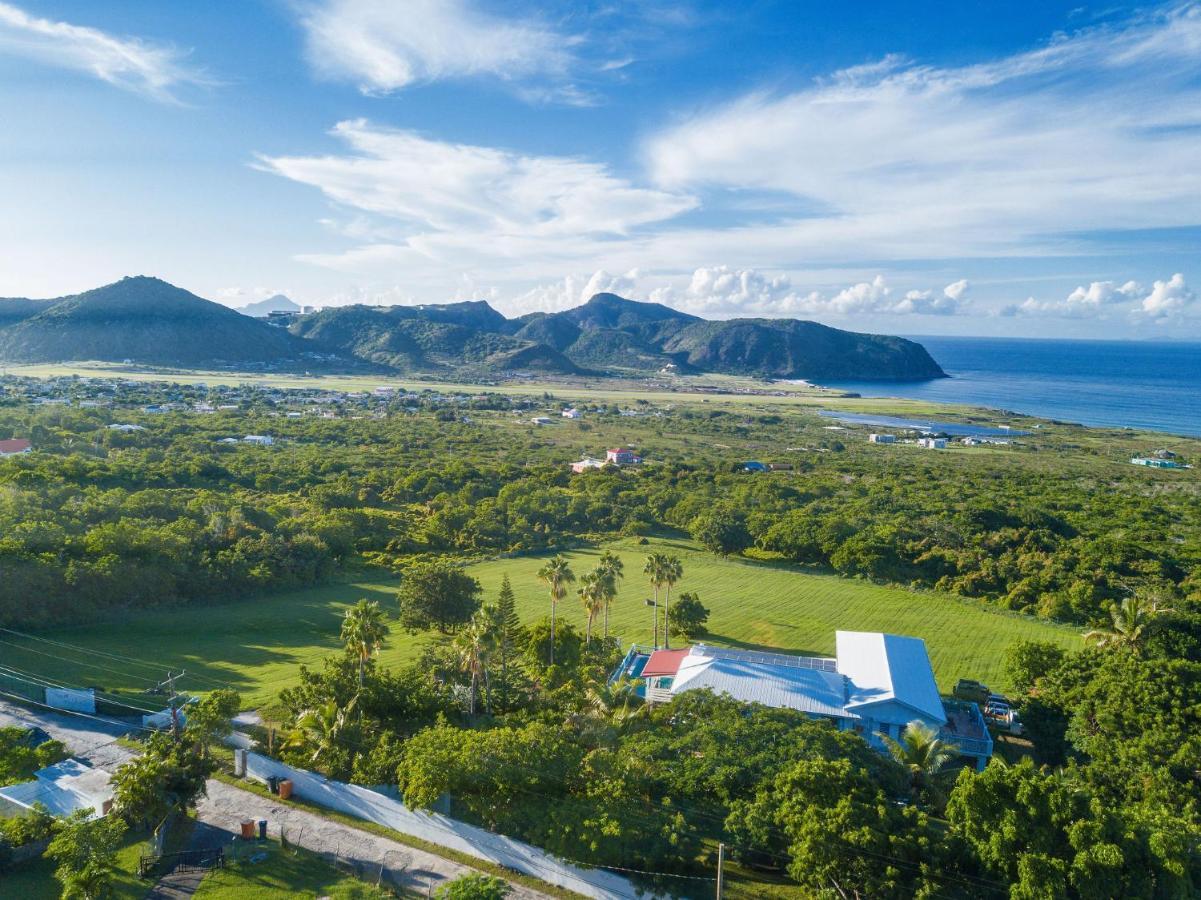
(44, 688, 95, 714)
(242, 752, 641, 899)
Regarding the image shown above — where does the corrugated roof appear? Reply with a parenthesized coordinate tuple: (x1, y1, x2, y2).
(0, 758, 113, 819)
(836, 631, 946, 724)
(671, 653, 853, 719)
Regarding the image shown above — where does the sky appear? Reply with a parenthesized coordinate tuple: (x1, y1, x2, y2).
(1, 1, 1200, 339)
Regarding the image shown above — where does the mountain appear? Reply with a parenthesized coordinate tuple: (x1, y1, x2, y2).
(238, 293, 301, 317)
(0, 276, 361, 369)
(0, 278, 946, 380)
(293, 292, 946, 380)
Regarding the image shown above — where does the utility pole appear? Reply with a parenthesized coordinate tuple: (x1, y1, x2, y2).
(716, 842, 725, 899)
(156, 670, 186, 738)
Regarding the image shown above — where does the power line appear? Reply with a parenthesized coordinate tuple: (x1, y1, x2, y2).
(0, 626, 233, 689)
(0, 637, 160, 685)
(0, 687, 156, 734)
(0, 664, 161, 716)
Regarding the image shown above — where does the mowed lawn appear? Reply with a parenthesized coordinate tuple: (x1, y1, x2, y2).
(1, 538, 1080, 706)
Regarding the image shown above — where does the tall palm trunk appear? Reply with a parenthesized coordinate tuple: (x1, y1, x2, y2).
(663, 584, 672, 649)
(468, 669, 478, 716)
(550, 593, 556, 665)
(652, 585, 660, 648)
(604, 600, 610, 641)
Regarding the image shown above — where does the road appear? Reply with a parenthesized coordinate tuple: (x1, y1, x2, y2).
(196, 778, 556, 898)
(0, 696, 137, 771)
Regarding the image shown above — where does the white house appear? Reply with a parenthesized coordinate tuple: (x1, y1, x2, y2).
(868, 433, 896, 444)
(0, 759, 114, 820)
(918, 437, 948, 449)
(562, 408, 582, 419)
(626, 631, 992, 769)
(243, 435, 274, 446)
(571, 457, 606, 473)
(531, 417, 554, 426)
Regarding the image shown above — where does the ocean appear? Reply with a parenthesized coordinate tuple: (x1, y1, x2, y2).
(821, 336, 1201, 437)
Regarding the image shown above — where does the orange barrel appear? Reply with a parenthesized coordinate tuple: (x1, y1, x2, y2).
(240, 819, 255, 839)
(279, 779, 293, 800)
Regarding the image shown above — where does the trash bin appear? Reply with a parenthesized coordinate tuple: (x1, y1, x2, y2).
(267, 776, 280, 795)
(278, 779, 293, 800)
(240, 819, 255, 839)
(258, 819, 267, 840)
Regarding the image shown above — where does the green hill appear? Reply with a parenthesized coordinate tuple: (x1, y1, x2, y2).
(0, 276, 359, 369)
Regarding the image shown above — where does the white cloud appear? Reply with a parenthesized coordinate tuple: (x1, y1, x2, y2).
(298, 0, 577, 98)
(644, 4, 1201, 261)
(258, 120, 696, 242)
(0, 2, 207, 101)
(507, 269, 643, 314)
(1009, 279, 1143, 317)
(1139, 273, 1195, 319)
(635, 268, 968, 319)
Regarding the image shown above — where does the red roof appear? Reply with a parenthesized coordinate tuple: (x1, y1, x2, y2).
(641, 649, 690, 678)
(0, 439, 31, 454)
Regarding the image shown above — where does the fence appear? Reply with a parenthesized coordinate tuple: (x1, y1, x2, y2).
(241, 751, 642, 899)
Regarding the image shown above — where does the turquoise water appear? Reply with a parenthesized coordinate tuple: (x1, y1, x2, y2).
(822, 336, 1201, 437)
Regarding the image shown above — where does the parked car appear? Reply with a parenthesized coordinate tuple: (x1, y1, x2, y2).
(953, 678, 990, 705)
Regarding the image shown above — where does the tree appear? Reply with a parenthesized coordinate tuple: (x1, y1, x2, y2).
(46, 809, 127, 900)
(536, 556, 574, 665)
(643, 553, 667, 648)
(454, 609, 494, 715)
(492, 575, 524, 709)
(184, 688, 241, 760)
(578, 569, 605, 644)
(340, 598, 390, 686)
(396, 558, 482, 634)
(112, 732, 213, 828)
(282, 697, 359, 780)
(1084, 593, 1171, 654)
(435, 873, 511, 899)
(689, 506, 751, 557)
(1004, 640, 1069, 694)
(882, 720, 956, 808)
(668, 591, 709, 640)
(596, 551, 624, 640)
(659, 555, 683, 649)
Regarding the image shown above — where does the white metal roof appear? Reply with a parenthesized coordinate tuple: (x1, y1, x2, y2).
(836, 631, 946, 724)
(671, 650, 853, 719)
(0, 759, 114, 819)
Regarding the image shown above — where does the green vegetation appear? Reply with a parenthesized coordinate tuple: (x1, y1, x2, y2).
(2, 829, 149, 900)
(0, 540, 1079, 704)
(194, 841, 388, 899)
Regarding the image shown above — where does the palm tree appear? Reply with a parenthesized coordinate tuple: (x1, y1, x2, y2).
(454, 612, 494, 715)
(643, 553, 667, 648)
(585, 676, 644, 725)
(537, 556, 575, 665)
(883, 720, 956, 806)
(340, 599, 390, 687)
(596, 551, 624, 640)
(660, 555, 683, 649)
(578, 570, 605, 644)
(284, 697, 358, 776)
(1084, 593, 1172, 653)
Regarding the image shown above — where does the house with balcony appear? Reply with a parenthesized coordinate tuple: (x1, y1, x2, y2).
(613, 631, 992, 770)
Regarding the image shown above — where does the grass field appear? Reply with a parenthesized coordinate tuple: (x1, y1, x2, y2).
(2, 830, 150, 900)
(194, 841, 390, 899)
(0, 538, 1080, 707)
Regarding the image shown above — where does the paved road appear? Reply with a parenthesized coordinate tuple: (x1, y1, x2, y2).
(0, 697, 137, 771)
(196, 779, 555, 899)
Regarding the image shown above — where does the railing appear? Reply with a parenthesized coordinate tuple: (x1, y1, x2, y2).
(645, 686, 673, 704)
(138, 846, 225, 878)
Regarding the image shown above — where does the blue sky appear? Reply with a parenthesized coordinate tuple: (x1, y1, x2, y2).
(1, 1, 1199, 338)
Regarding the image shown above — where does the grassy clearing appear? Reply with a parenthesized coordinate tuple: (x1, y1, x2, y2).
(194, 840, 391, 899)
(3, 539, 1078, 705)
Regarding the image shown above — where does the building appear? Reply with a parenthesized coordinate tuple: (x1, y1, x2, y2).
(868, 433, 896, 444)
(918, 437, 948, 449)
(562, 408, 582, 419)
(616, 632, 992, 770)
(107, 424, 145, 432)
(0, 759, 115, 820)
(531, 416, 553, 426)
(242, 435, 274, 446)
(606, 447, 639, 465)
(742, 461, 768, 472)
(1131, 456, 1184, 469)
(0, 438, 32, 456)
(571, 457, 606, 473)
